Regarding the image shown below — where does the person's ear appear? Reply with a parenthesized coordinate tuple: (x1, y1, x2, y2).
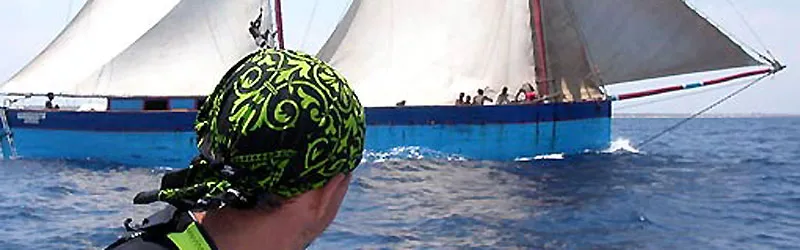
(312, 173, 351, 220)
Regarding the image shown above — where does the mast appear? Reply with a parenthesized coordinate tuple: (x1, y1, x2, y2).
(274, 0, 285, 49)
(530, 0, 549, 97)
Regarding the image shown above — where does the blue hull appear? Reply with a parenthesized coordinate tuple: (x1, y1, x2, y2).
(3, 101, 611, 167)
(367, 117, 610, 160)
(9, 128, 197, 167)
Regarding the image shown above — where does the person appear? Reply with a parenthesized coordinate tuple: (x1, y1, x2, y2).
(496, 87, 510, 105)
(472, 89, 493, 106)
(454, 92, 465, 105)
(464, 95, 472, 105)
(45, 92, 59, 110)
(105, 49, 366, 250)
(249, 8, 277, 48)
(262, 29, 277, 48)
(515, 82, 538, 104)
(248, 9, 263, 41)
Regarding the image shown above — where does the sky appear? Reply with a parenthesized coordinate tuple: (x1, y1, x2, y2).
(0, 0, 796, 114)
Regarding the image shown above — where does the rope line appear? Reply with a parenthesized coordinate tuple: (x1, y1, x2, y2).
(66, 0, 73, 23)
(684, 0, 768, 62)
(615, 80, 748, 111)
(724, 0, 773, 59)
(300, 0, 321, 50)
(637, 73, 770, 148)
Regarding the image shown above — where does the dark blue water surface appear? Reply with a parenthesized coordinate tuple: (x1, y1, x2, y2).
(1, 118, 799, 249)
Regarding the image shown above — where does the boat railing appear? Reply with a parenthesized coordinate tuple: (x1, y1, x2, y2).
(1, 94, 107, 112)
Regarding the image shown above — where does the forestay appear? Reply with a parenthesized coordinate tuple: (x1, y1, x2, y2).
(318, 0, 537, 107)
(1, 0, 181, 95)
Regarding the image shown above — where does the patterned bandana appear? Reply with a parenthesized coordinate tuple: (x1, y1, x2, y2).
(133, 49, 366, 211)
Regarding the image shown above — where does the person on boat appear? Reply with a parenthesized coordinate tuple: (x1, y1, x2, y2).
(44, 92, 59, 110)
(262, 29, 276, 48)
(496, 87, 510, 105)
(455, 92, 465, 105)
(250, 8, 273, 48)
(464, 95, 472, 105)
(248, 9, 263, 41)
(515, 82, 538, 104)
(105, 49, 366, 250)
(472, 89, 493, 106)
(249, 21, 261, 41)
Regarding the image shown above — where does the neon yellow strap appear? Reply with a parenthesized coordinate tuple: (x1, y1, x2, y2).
(167, 222, 213, 250)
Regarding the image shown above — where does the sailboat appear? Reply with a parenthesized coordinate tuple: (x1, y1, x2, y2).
(0, 0, 784, 167)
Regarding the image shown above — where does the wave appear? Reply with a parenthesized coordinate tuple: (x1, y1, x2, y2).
(602, 138, 641, 154)
(364, 138, 642, 163)
(362, 146, 468, 163)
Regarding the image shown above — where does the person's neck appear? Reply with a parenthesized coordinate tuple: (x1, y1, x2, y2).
(196, 209, 307, 250)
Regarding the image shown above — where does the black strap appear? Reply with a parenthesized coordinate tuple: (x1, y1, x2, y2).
(105, 206, 183, 249)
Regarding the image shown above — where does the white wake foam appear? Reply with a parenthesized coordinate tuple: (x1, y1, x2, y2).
(534, 153, 565, 160)
(603, 138, 641, 154)
(362, 146, 468, 163)
(515, 153, 565, 162)
(362, 139, 640, 164)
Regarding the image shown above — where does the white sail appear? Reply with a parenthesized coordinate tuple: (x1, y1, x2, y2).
(261, 0, 278, 49)
(318, 0, 537, 107)
(67, 0, 266, 97)
(320, 0, 763, 105)
(541, 0, 761, 87)
(0, 0, 181, 95)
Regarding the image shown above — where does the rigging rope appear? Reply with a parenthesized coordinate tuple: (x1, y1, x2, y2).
(724, 0, 774, 61)
(66, 0, 73, 23)
(684, 0, 769, 62)
(615, 80, 748, 111)
(636, 73, 771, 148)
(633, 1, 784, 148)
(300, 0, 321, 51)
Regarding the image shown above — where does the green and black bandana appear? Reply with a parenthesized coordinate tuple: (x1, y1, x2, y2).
(134, 49, 366, 211)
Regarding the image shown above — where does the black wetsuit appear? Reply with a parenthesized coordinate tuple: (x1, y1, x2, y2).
(105, 206, 218, 250)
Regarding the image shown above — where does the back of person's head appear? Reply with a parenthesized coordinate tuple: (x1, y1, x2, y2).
(525, 83, 535, 92)
(459, 92, 465, 98)
(132, 49, 366, 245)
(46, 92, 54, 100)
(502, 87, 508, 93)
(477, 89, 484, 95)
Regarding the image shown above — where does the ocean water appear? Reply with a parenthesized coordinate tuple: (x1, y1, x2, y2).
(1, 118, 799, 249)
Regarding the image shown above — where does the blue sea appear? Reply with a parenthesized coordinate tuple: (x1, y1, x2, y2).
(1, 118, 798, 249)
